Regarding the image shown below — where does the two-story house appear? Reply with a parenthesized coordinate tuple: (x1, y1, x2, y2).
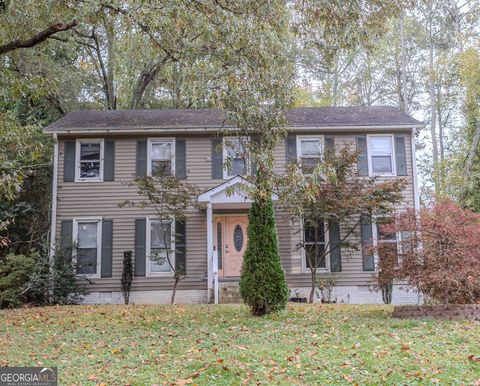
(43, 106, 424, 304)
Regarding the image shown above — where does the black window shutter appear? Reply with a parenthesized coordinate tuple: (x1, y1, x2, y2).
(360, 215, 374, 271)
(395, 135, 408, 176)
(175, 220, 186, 275)
(134, 218, 146, 276)
(325, 136, 335, 161)
(175, 139, 187, 179)
(101, 219, 113, 277)
(63, 141, 76, 182)
(285, 135, 297, 164)
(329, 220, 342, 272)
(104, 140, 115, 181)
(211, 137, 223, 179)
(60, 220, 73, 262)
(136, 140, 147, 177)
(356, 136, 369, 176)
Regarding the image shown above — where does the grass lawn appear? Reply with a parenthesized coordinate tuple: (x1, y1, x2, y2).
(1, 304, 479, 385)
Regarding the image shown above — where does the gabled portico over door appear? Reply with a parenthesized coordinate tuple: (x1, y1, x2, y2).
(198, 176, 278, 304)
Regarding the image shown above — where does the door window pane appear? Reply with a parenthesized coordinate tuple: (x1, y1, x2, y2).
(217, 222, 223, 270)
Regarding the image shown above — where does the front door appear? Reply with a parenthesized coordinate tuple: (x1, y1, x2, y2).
(215, 215, 248, 277)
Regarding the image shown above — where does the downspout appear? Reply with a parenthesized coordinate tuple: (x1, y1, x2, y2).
(411, 127, 423, 304)
(411, 128, 420, 211)
(48, 133, 59, 303)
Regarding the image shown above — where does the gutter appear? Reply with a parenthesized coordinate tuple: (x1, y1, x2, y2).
(43, 124, 425, 135)
(48, 133, 59, 303)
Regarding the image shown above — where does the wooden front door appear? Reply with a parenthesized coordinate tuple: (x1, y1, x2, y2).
(215, 215, 248, 277)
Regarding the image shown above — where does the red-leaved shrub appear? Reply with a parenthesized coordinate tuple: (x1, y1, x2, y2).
(376, 200, 480, 304)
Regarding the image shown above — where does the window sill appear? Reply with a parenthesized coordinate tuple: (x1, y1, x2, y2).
(74, 178, 104, 183)
(369, 173, 397, 178)
(301, 268, 329, 274)
(76, 273, 100, 279)
(146, 272, 174, 278)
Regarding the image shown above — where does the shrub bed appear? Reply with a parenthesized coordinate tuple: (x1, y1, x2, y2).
(393, 304, 480, 321)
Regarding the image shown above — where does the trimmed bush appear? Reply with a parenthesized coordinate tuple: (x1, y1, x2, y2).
(0, 253, 37, 308)
(240, 192, 288, 315)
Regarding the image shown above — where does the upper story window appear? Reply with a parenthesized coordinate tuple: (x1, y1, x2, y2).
(368, 135, 395, 176)
(75, 140, 104, 182)
(303, 219, 327, 270)
(73, 218, 102, 277)
(223, 137, 248, 179)
(147, 218, 174, 275)
(297, 136, 323, 174)
(148, 139, 175, 177)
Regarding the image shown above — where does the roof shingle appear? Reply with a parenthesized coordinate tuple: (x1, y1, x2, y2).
(44, 106, 423, 133)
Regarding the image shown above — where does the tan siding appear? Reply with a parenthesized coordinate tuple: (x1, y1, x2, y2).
(55, 131, 416, 292)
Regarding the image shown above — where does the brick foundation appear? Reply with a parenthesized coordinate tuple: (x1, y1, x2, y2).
(392, 304, 480, 320)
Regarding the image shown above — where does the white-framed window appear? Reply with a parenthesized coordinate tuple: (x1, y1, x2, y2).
(302, 219, 329, 272)
(373, 217, 400, 267)
(297, 136, 324, 174)
(75, 139, 104, 182)
(146, 217, 175, 276)
(73, 218, 102, 277)
(147, 138, 175, 176)
(223, 137, 249, 179)
(367, 135, 396, 176)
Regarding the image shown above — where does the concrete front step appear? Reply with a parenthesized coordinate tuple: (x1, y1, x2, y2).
(219, 285, 243, 304)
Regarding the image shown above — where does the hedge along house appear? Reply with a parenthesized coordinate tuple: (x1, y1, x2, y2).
(44, 107, 424, 305)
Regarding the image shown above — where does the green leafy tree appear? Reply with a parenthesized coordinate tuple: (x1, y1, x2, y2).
(240, 191, 288, 316)
(120, 175, 199, 304)
(279, 147, 406, 303)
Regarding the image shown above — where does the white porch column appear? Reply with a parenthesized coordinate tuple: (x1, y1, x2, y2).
(206, 203, 213, 301)
(213, 249, 219, 304)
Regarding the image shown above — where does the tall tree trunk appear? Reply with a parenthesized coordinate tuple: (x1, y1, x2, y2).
(400, 12, 408, 113)
(332, 58, 339, 106)
(427, 1, 439, 195)
(103, 17, 116, 110)
(130, 56, 169, 109)
(309, 270, 316, 303)
(464, 121, 480, 180)
(437, 86, 445, 161)
(171, 275, 179, 304)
